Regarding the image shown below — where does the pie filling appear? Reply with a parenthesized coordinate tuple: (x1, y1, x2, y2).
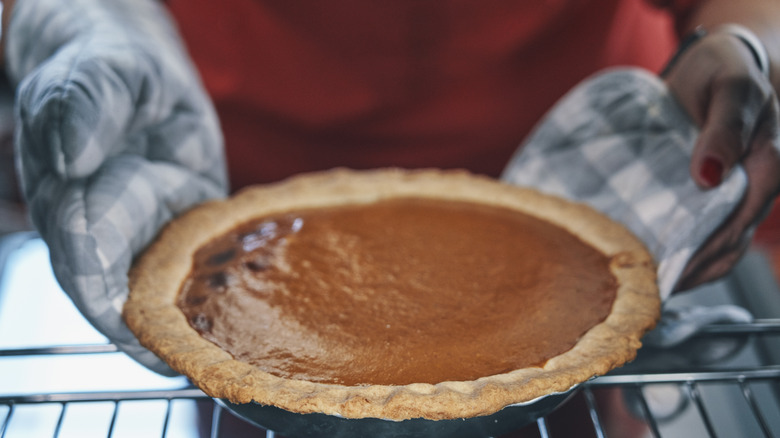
(177, 197, 617, 386)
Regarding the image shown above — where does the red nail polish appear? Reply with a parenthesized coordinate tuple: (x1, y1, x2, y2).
(700, 157, 724, 186)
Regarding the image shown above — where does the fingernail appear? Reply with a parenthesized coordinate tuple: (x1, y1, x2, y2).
(700, 157, 724, 186)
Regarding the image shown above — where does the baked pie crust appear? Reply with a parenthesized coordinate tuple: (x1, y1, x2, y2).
(123, 168, 660, 421)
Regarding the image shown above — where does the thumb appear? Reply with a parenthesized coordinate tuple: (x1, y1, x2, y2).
(689, 75, 770, 188)
(11, 0, 193, 198)
(16, 44, 135, 178)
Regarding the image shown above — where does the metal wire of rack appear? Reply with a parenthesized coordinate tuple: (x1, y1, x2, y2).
(1, 321, 779, 438)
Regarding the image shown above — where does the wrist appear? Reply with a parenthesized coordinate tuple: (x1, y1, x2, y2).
(662, 24, 771, 80)
(716, 23, 770, 79)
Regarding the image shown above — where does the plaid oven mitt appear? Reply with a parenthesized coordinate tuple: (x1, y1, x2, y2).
(502, 68, 747, 302)
(9, 0, 228, 374)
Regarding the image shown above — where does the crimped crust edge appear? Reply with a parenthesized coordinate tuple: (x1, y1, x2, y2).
(123, 167, 660, 421)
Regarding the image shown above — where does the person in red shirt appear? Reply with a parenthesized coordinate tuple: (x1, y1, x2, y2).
(2, 2, 780, 435)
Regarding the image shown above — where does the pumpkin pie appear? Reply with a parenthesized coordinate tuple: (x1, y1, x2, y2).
(123, 168, 660, 421)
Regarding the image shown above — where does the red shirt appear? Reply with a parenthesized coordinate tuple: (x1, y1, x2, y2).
(166, 0, 679, 190)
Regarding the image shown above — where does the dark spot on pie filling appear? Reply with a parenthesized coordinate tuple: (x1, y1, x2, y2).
(206, 249, 236, 266)
(191, 313, 212, 333)
(184, 293, 208, 306)
(207, 272, 229, 289)
(244, 257, 271, 272)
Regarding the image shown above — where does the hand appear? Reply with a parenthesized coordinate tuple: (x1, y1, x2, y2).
(9, 0, 227, 373)
(663, 27, 780, 292)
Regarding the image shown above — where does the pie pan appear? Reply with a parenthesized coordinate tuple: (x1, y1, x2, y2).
(216, 385, 578, 438)
(124, 167, 660, 432)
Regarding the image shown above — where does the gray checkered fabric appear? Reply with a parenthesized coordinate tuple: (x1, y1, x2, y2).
(503, 68, 747, 299)
(8, 0, 227, 374)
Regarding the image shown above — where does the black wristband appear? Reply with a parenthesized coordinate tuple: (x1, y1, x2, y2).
(718, 24, 771, 78)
